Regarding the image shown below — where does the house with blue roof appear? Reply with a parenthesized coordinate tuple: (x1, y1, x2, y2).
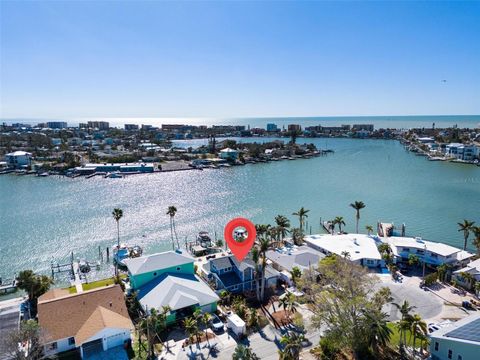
(124, 250, 219, 324)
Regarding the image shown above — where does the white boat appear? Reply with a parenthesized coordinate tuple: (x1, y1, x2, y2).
(113, 243, 143, 266)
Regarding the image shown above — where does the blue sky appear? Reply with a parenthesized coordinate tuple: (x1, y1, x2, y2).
(1, 1, 479, 119)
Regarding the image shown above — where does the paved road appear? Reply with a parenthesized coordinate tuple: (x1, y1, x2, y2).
(376, 274, 443, 321)
(0, 307, 20, 360)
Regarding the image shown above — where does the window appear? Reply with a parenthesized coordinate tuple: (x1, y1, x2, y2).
(448, 349, 452, 359)
(153, 272, 157, 276)
(68, 337, 75, 346)
(434, 342, 439, 351)
(176, 267, 181, 271)
(402, 247, 410, 252)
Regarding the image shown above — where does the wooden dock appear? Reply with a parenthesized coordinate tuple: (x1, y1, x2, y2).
(0, 280, 17, 295)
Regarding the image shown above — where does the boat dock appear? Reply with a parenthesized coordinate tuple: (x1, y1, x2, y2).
(0, 280, 17, 295)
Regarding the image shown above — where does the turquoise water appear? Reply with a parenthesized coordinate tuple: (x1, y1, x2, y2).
(1, 138, 479, 283)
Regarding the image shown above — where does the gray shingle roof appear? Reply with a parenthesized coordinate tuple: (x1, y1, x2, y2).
(124, 251, 194, 275)
(210, 256, 233, 270)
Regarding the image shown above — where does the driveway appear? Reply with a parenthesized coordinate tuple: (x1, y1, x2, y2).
(0, 299, 21, 360)
(376, 274, 443, 321)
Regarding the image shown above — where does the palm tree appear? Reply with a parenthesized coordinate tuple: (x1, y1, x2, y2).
(333, 216, 345, 233)
(292, 207, 309, 232)
(183, 316, 198, 344)
(291, 228, 304, 246)
(275, 215, 291, 245)
(112, 208, 123, 275)
(364, 310, 392, 354)
(365, 225, 374, 235)
(166, 206, 178, 250)
(290, 266, 302, 286)
(255, 224, 271, 239)
(393, 300, 416, 347)
(259, 237, 270, 301)
(286, 293, 297, 321)
(349, 201, 365, 234)
(233, 344, 260, 360)
(410, 314, 427, 353)
(201, 312, 212, 347)
(457, 219, 475, 251)
(279, 331, 305, 360)
(251, 247, 261, 301)
(460, 272, 474, 290)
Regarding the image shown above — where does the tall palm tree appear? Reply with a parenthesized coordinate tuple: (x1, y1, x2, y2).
(460, 272, 475, 290)
(410, 314, 427, 353)
(275, 215, 291, 245)
(457, 219, 475, 251)
(292, 207, 309, 232)
(251, 247, 261, 301)
(279, 331, 305, 360)
(333, 216, 345, 233)
(112, 208, 123, 276)
(259, 237, 270, 301)
(166, 206, 178, 250)
(286, 293, 297, 321)
(350, 201, 366, 234)
(201, 312, 212, 347)
(393, 300, 415, 347)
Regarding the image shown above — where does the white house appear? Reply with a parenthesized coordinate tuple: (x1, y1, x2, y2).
(429, 313, 480, 360)
(219, 148, 239, 160)
(453, 258, 480, 290)
(5, 151, 32, 168)
(38, 285, 133, 358)
(385, 236, 473, 267)
(303, 234, 383, 268)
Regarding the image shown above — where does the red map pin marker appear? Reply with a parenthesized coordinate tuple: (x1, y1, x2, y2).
(224, 218, 256, 262)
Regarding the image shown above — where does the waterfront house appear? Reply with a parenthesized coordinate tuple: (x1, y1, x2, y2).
(38, 285, 133, 358)
(453, 258, 480, 290)
(219, 148, 239, 161)
(303, 234, 383, 268)
(266, 245, 325, 273)
(201, 255, 280, 294)
(124, 251, 219, 324)
(429, 313, 480, 360)
(5, 151, 32, 168)
(385, 236, 473, 267)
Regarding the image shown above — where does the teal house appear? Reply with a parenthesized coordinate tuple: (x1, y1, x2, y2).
(124, 250, 219, 324)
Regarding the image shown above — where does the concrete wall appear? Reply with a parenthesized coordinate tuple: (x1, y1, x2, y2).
(430, 337, 479, 360)
(130, 262, 194, 289)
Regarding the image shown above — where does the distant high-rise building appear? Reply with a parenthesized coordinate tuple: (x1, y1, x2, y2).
(266, 123, 278, 132)
(124, 124, 139, 130)
(87, 121, 109, 130)
(47, 121, 68, 129)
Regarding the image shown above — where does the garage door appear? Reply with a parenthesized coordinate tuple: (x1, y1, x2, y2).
(82, 338, 103, 358)
(106, 333, 125, 349)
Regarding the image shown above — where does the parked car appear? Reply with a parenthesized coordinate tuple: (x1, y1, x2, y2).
(209, 313, 224, 333)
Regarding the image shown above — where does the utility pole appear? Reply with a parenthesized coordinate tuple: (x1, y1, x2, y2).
(422, 244, 427, 284)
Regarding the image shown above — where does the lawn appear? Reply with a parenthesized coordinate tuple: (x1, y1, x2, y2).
(387, 323, 424, 348)
(65, 274, 127, 293)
